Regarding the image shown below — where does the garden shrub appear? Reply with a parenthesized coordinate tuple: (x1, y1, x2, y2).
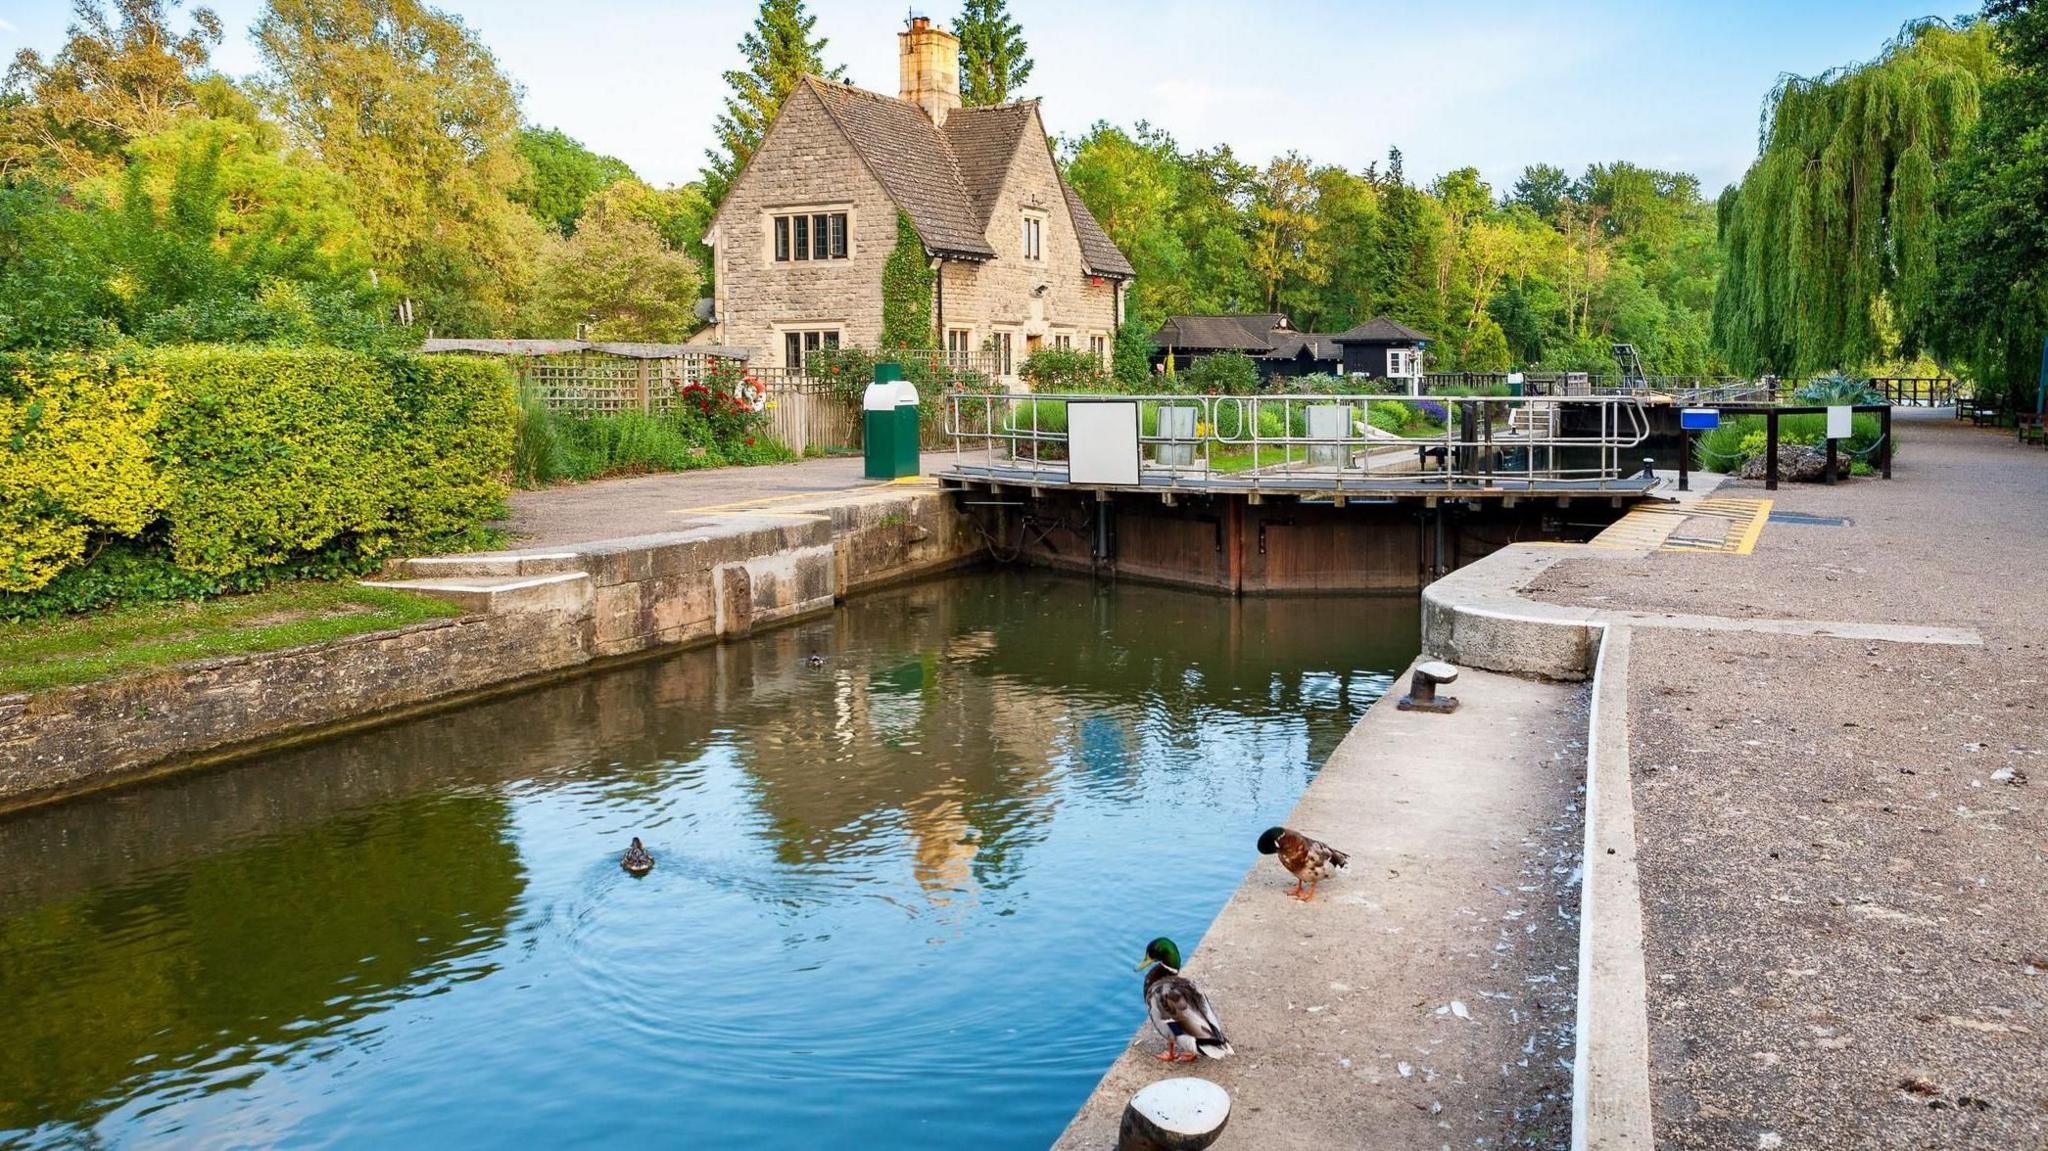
(1022, 348, 1108, 391)
(1694, 412, 1884, 473)
(0, 356, 171, 592)
(1181, 351, 1260, 395)
(0, 347, 517, 614)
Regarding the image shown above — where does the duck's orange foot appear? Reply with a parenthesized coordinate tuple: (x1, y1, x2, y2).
(1154, 1049, 1182, 1063)
(1175, 1052, 1200, 1063)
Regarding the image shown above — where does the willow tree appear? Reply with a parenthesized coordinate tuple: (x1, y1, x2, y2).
(1712, 19, 1999, 375)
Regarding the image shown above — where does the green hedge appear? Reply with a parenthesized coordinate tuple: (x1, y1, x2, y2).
(1, 347, 515, 616)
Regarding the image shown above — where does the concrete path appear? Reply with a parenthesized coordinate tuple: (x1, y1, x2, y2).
(1054, 666, 1587, 1150)
(1524, 414, 2048, 1150)
(501, 452, 956, 547)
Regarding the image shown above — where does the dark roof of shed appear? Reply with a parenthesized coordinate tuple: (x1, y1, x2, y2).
(1256, 333, 1344, 362)
(1153, 314, 1293, 350)
(1332, 316, 1429, 344)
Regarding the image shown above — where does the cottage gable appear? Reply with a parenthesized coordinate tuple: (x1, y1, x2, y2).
(702, 18, 1132, 372)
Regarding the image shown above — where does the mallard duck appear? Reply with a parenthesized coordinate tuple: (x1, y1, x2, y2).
(806, 654, 826, 668)
(1257, 826, 1348, 901)
(621, 837, 655, 876)
(1136, 937, 1233, 1062)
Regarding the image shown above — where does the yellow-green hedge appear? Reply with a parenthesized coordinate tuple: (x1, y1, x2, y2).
(0, 348, 516, 595)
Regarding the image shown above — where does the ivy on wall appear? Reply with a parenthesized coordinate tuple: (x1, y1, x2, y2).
(880, 210, 935, 351)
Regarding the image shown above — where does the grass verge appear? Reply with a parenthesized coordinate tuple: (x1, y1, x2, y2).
(0, 582, 462, 694)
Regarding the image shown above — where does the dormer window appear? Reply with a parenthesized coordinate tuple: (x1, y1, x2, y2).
(1021, 214, 1043, 262)
(773, 211, 849, 262)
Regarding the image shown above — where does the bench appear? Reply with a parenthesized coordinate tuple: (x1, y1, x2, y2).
(1959, 396, 2003, 426)
(2019, 411, 2046, 447)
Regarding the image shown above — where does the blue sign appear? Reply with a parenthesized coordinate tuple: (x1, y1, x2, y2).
(1680, 408, 1720, 431)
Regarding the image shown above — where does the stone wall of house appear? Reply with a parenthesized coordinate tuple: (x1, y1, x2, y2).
(711, 83, 897, 363)
(938, 113, 1121, 375)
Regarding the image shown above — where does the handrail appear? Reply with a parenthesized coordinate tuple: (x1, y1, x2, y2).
(943, 392, 1657, 491)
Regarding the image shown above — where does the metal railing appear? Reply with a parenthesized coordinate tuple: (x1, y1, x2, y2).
(942, 392, 1656, 490)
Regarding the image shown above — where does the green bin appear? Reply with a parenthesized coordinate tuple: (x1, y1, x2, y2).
(863, 361, 921, 479)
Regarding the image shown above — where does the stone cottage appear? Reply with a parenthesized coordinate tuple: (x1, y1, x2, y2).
(698, 17, 1135, 378)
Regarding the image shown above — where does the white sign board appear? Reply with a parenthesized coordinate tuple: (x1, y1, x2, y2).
(1067, 401, 1141, 486)
(1826, 404, 1853, 440)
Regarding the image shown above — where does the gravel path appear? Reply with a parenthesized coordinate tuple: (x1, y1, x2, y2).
(1533, 415, 2048, 1148)
(499, 452, 954, 547)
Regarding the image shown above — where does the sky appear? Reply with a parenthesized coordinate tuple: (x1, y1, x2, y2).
(0, 0, 1955, 195)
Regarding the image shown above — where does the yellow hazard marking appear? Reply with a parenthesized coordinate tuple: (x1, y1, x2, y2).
(1588, 497, 1772, 555)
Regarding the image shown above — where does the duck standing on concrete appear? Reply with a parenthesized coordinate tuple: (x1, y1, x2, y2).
(1257, 826, 1348, 901)
(1137, 937, 1234, 1063)
(621, 837, 655, 876)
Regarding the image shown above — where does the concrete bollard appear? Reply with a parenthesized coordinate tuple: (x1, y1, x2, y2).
(1118, 1077, 1231, 1151)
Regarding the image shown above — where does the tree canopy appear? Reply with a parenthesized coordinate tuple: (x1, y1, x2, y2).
(1710, 18, 1999, 375)
(1930, 0, 2048, 407)
(1, 0, 225, 181)
(254, 0, 544, 336)
(1062, 125, 1721, 374)
(955, 0, 1033, 107)
(513, 127, 635, 237)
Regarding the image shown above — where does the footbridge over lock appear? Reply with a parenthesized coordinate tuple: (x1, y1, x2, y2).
(935, 391, 1667, 594)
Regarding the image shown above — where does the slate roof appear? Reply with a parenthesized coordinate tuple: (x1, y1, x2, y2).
(805, 78, 995, 259)
(1332, 315, 1430, 344)
(1060, 176, 1136, 279)
(790, 77, 1134, 278)
(1153, 314, 1294, 350)
(1255, 333, 1344, 362)
(942, 102, 1035, 231)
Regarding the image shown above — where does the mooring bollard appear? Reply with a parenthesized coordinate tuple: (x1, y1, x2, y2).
(1119, 1077, 1230, 1151)
(1397, 660, 1460, 713)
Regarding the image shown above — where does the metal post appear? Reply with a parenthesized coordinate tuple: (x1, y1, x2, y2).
(1880, 405, 1893, 479)
(1678, 428, 1690, 491)
(1765, 409, 1780, 491)
(1825, 435, 1838, 485)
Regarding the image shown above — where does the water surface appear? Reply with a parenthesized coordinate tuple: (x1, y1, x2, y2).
(0, 572, 1416, 1149)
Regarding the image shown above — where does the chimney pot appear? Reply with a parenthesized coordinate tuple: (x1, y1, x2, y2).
(898, 16, 960, 126)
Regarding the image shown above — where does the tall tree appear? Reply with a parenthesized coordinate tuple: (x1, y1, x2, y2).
(513, 126, 636, 237)
(954, 0, 1032, 107)
(523, 185, 702, 341)
(1932, 0, 2048, 408)
(254, 0, 543, 335)
(1, 0, 223, 180)
(1510, 163, 1571, 221)
(1710, 18, 1999, 374)
(704, 0, 843, 205)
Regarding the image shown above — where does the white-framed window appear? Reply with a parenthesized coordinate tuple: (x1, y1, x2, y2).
(989, 331, 1014, 377)
(783, 328, 840, 369)
(1052, 332, 1072, 351)
(946, 327, 972, 366)
(1021, 214, 1043, 261)
(1088, 334, 1107, 361)
(772, 210, 849, 262)
(1386, 348, 1414, 377)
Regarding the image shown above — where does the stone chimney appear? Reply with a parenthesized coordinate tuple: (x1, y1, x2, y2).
(898, 15, 960, 126)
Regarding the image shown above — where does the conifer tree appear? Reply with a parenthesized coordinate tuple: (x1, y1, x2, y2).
(954, 0, 1032, 106)
(704, 0, 843, 204)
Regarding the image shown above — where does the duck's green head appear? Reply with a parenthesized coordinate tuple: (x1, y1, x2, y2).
(1256, 827, 1285, 855)
(1135, 937, 1182, 971)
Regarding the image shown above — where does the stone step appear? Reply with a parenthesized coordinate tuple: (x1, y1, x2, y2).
(382, 551, 584, 580)
(360, 571, 591, 615)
